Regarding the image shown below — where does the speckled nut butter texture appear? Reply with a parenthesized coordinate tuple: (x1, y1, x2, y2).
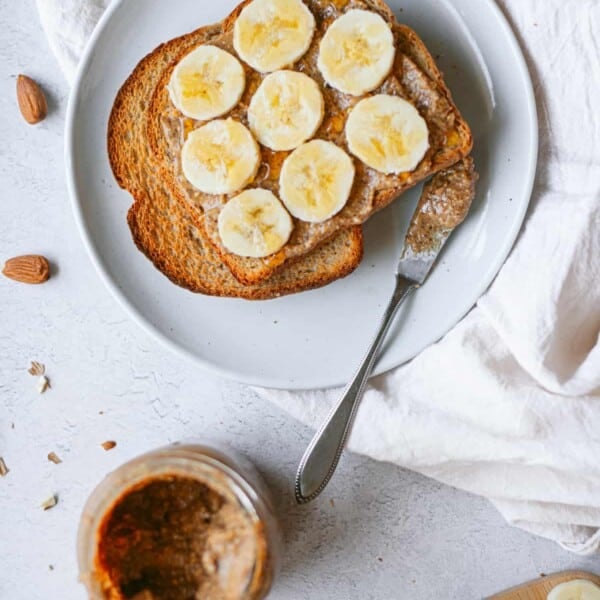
(405, 156, 478, 254)
(93, 475, 270, 600)
(153, 0, 473, 283)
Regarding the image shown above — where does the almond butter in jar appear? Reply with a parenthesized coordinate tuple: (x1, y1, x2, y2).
(77, 444, 282, 600)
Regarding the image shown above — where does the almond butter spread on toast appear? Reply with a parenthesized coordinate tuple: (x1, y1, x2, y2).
(152, 0, 473, 285)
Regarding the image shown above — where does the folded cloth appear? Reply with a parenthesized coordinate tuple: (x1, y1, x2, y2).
(39, 0, 600, 553)
(37, 0, 110, 85)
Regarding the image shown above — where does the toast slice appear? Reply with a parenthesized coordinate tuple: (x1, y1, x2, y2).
(149, 0, 473, 285)
(108, 19, 363, 299)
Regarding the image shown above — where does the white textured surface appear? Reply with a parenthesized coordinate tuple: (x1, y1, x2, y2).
(0, 2, 598, 600)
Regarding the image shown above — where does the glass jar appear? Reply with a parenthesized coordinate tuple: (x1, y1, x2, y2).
(77, 443, 282, 600)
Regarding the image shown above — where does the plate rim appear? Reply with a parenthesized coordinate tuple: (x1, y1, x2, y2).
(65, 0, 538, 390)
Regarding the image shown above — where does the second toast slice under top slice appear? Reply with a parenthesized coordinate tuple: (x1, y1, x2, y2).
(108, 14, 363, 300)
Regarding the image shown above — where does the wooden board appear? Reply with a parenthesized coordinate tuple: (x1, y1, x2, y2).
(490, 571, 600, 599)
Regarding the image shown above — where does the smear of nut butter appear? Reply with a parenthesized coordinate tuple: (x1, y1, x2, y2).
(404, 156, 478, 254)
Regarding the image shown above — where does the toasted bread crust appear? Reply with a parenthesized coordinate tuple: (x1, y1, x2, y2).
(107, 12, 363, 300)
(149, 0, 473, 285)
(126, 190, 363, 299)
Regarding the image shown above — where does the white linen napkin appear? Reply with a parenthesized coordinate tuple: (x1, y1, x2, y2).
(39, 0, 600, 554)
(36, 0, 110, 85)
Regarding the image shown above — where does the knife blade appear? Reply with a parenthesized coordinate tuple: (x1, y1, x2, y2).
(398, 156, 478, 284)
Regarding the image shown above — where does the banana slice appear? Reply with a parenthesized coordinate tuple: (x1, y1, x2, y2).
(317, 9, 395, 96)
(233, 0, 316, 73)
(218, 189, 293, 257)
(168, 45, 245, 121)
(181, 119, 260, 195)
(248, 71, 324, 151)
(279, 140, 355, 223)
(346, 94, 429, 174)
(547, 580, 600, 600)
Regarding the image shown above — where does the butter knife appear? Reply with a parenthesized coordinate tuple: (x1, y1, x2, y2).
(295, 157, 477, 504)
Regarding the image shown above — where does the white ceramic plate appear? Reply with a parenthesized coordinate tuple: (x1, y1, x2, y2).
(66, 0, 537, 390)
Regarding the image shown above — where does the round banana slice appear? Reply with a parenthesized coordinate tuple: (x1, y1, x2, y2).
(547, 580, 600, 600)
(168, 45, 245, 121)
(248, 71, 324, 151)
(279, 140, 355, 223)
(218, 189, 293, 257)
(233, 0, 316, 73)
(317, 9, 395, 96)
(346, 94, 429, 174)
(181, 119, 261, 195)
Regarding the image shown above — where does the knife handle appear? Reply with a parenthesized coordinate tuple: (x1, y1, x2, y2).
(295, 273, 418, 504)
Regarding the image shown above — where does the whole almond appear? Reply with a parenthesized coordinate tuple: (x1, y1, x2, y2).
(17, 75, 48, 124)
(2, 255, 50, 284)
